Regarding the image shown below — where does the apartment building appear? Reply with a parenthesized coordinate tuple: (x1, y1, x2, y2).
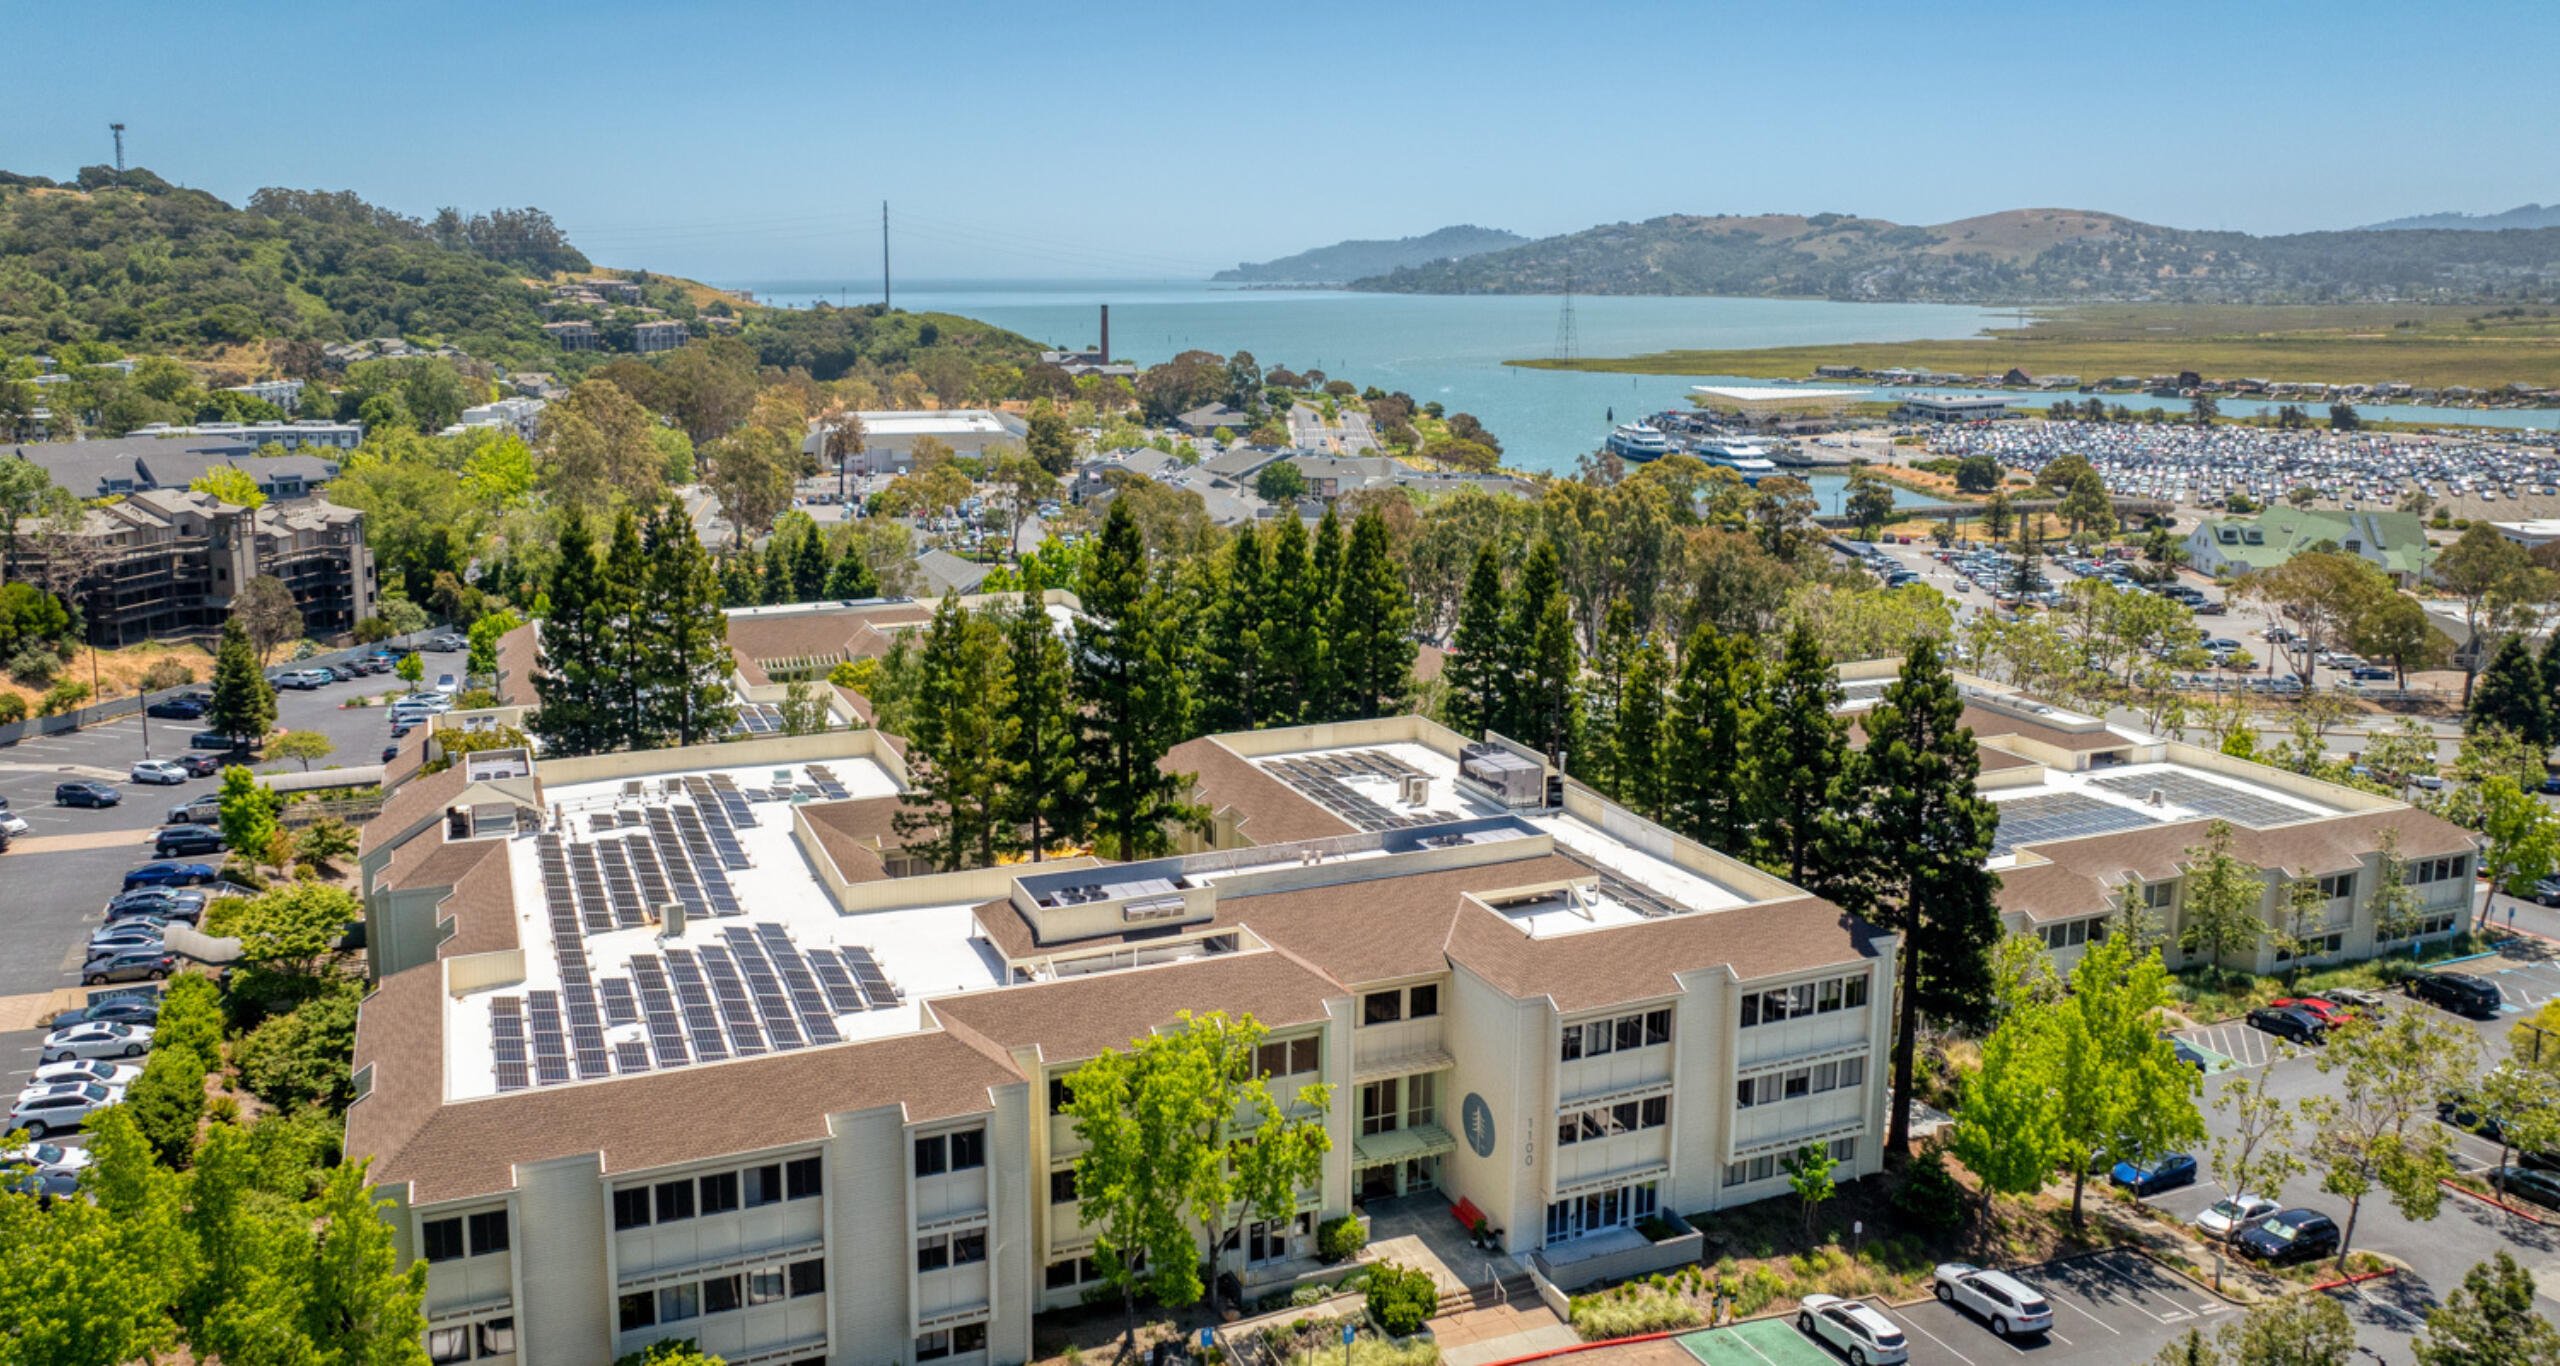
(1837, 662, 2479, 973)
(346, 717, 1894, 1366)
(8, 489, 377, 647)
(632, 320, 691, 354)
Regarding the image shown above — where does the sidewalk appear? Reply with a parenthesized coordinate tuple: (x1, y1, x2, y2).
(1436, 1302, 1577, 1366)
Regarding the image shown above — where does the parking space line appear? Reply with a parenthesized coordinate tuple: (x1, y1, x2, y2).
(2053, 1297, 2119, 1335)
(1891, 1313, 1979, 1366)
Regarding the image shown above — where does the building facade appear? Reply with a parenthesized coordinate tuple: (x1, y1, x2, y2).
(9, 489, 378, 647)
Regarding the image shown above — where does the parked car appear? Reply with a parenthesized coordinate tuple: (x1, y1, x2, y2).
(0, 798, 25, 838)
(129, 759, 189, 786)
(2321, 986, 2389, 1012)
(425, 633, 467, 652)
(2269, 996, 2359, 1030)
(39, 1021, 153, 1062)
(2247, 1005, 2326, 1045)
(169, 753, 221, 779)
(2408, 971, 2504, 1019)
(3, 1140, 94, 1179)
(29, 1058, 141, 1090)
(351, 656, 391, 676)
(166, 795, 222, 826)
(106, 889, 204, 926)
(433, 673, 460, 696)
(2536, 877, 2560, 908)
(121, 861, 217, 890)
(55, 780, 120, 808)
(1797, 1295, 1908, 1365)
(2488, 1166, 2560, 1211)
(2195, 1194, 2280, 1240)
(381, 743, 402, 764)
(2169, 1037, 2212, 1071)
(2235, 1208, 2341, 1264)
(82, 949, 176, 985)
(7, 1082, 122, 1139)
(47, 996, 160, 1029)
(2110, 1152, 2199, 1195)
(189, 730, 260, 753)
(89, 922, 168, 952)
(145, 694, 208, 720)
(1930, 1264, 2051, 1338)
(274, 668, 333, 690)
(153, 825, 225, 858)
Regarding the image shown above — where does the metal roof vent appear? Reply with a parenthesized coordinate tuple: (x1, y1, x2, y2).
(2147, 788, 2166, 807)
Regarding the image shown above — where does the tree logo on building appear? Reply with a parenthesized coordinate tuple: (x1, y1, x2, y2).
(1461, 1093, 1496, 1158)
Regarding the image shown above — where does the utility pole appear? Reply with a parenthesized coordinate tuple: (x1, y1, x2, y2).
(109, 123, 126, 179)
(881, 201, 892, 312)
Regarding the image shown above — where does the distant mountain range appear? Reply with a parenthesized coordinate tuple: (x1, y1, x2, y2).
(1340, 208, 2560, 304)
(2362, 203, 2560, 232)
(1214, 225, 1526, 284)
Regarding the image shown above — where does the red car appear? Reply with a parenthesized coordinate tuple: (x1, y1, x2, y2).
(2269, 997, 2358, 1029)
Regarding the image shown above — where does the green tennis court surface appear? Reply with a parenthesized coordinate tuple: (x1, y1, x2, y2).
(1676, 1319, 1835, 1366)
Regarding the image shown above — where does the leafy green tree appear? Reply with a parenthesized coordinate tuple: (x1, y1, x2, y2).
(1063, 1046, 1203, 1353)
(1954, 455, 2001, 494)
(2434, 525, 2546, 705)
(998, 573, 1087, 860)
(1745, 623, 1852, 886)
(822, 539, 879, 599)
(2199, 1293, 2354, 1366)
(231, 883, 358, 992)
(1328, 508, 1416, 720)
(2208, 1077, 2301, 1216)
(2177, 821, 2266, 979)
(2041, 937, 2203, 1227)
(269, 730, 334, 772)
(298, 1161, 430, 1362)
(1024, 403, 1074, 476)
(207, 620, 275, 747)
(236, 986, 364, 1115)
(190, 464, 267, 511)
(2478, 774, 2560, 926)
(1666, 624, 1758, 851)
(1843, 468, 1896, 539)
(1782, 1143, 1837, 1236)
(465, 608, 522, 686)
(1255, 462, 1307, 504)
(217, 765, 281, 870)
(394, 651, 424, 689)
(1950, 1003, 2059, 1217)
(2303, 1006, 2480, 1271)
(2473, 635, 2555, 750)
(1075, 500, 1202, 859)
(895, 596, 1017, 871)
(0, 1110, 182, 1366)
(1441, 544, 1507, 740)
(1153, 1012, 1332, 1319)
(2417, 1252, 2560, 1366)
(1853, 637, 2003, 1152)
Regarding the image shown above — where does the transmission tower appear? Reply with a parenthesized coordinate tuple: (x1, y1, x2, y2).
(110, 123, 126, 176)
(1552, 257, 1579, 362)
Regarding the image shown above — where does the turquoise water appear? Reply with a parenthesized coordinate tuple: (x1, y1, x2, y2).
(739, 279, 2560, 486)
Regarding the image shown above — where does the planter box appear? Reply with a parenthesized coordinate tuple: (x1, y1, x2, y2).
(1530, 1227, 1704, 1292)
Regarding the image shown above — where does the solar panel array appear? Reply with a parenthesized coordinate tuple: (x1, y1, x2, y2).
(731, 702, 788, 735)
(1262, 750, 1438, 832)
(485, 780, 903, 1091)
(2090, 771, 2310, 828)
(1989, 791, 2159, 856)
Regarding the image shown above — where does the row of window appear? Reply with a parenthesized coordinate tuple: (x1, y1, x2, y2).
(1254, 1036, 1322, 1078)
(2041, 918, 2109, 950)
(1358, 1074, 1437, 1137)
(1735, 1056, 1865, 1109)
(421, 1210, 510, 1262)
(617, 1258, 824, 1331)
(1362, 984, 1440, 1026)
(1724, 1137, 1858, 1188)
(1558, 1009, 1673, 1061)
(915, 1129, 987, 1178)
(2406, 856, 2467, 885)
(917, 1323, 990, 1360)
(2385, 911, 2461, 942)
(1556, 1095, 1669, 1146)
(427, 1318, 513, 1365)
(1543, 1178, 1659, 1243)
(613, 1157, 821, 1230)
(1738, 975, 1869, 1028)
(2273, 932, 2346, 965)
(918, 1228, 988, 1273)
(2317, 873, 2356, 900)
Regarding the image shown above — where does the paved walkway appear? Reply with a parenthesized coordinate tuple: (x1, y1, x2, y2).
(1437, 1305, 1575, 1366)
(8, 827, 153, 856)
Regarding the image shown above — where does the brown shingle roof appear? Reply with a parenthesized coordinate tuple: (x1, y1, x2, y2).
(727, 604, 935, 677)
(1444, 894, 1888, 1011)
(362, 764, 471, 859)
(929, 950, 1341, 1063)
(1995, 807, 2475, 923)
(493, 621, 540, 707)
(1164, 737, 1355, 847)
(801, 796, 912, 884)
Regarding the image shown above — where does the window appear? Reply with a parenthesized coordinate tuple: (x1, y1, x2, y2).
(1783, 1068, 1811, 1100)
(1051, 1168, 1078, 1204)
(1409, 984, 1440, 1019)
(1641, 1096, 1668, 1128)
(1256, 1041, 1290, 1075)
(658, 1282, 700, 1324)
(1048, 1076, 1075, 1113)
(956, 1323, 988, 1354)
(466, 1209, 509, 1255)
(1047, 1260, 1081, 1290)
(1644, 1008, 1671, 1044)
(704, 1274, 742, 1315)
(1560, 1027, 1584, 1061)
(748, 1268, 787, 1305)
(2144, 881, 2176, 909)
(683, 1173, 733, 1218)
(618, 1291, 656, 1332)
(1289, 1036, 1319, 1073)
(954, 1230, 987, 1265)
(788, 1257, 825, 1297)
(1738, 994, 1760, 1028)
(655, 1179, 695, 1223)
(477, 1319, 515, 1357)
(2043, 919, 2099, 949)
(1361, 1079, 1401, 1137)
(1829, 1136, 1859, 1163)
(918, 1331, 954, 1362)
(786, 1156, 822, 1200)
(746, 1164, 783, 1208)
(429, 1327, 471, 1364)
(919, 1236, 951, 1272)
(1615, 1015, 1644, 1051)
(1407, 1073, 1437, 1128)
(1583, 1020, 1615, 1058)
(1723, 1154, 1779, 1188)
(613, 1187, 652, 1230)
(1559, 1094, 1671, 1139)
(421, 1217, 464, 1263)
(1736, 1077, 1757, 1109)
(1818, 978, 1844, 1012)
(949, 1130, 985, 1170)
(2319, 873, 2356, 900)
(916, 1134, 949, 1177)
(1364, 991, 1403, 1025)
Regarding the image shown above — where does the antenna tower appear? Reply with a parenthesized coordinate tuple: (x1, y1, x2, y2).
(881, 201, 892, 311)
(109, 123, 126, 176)
(1553, 257, 1579, 362)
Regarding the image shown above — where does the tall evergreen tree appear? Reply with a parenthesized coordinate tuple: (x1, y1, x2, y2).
(598, 509, 649, 749)
(1327, 508, 1416, 721)
(1747, 622, 1855, 887)
(1582, 600, 1639, 797)
(718, 550, 762, 607)
(760, 529, 796, 605)
(897, 595, 1019, 870)
(1000, 569, 1088, 859)
(1441, 544, 1507, 740)
(1856, 637, 2003, 1154)
(2473, 634, 2555, 751)
(207, 619, 275, 748)
(824, 540, 879, 599)
(1258, 514, 1321, 725)
(1510, 539, 1578, 759)
(637, 501, 735, 747)
(529, 508, 615, 757)
(1305, 504, 1347, 715)
(1665, 625, 1760, 849)
(790, 525, 831, 602)
(1076, 500, 1204, 858)
(1617, 639, 1671, 819)
(1198, 524, 1270, 733)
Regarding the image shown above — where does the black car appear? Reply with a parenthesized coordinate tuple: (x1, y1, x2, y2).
(48, 996, 161, 1028)
(2408, 972, 2504, 1019)
(145, 695, 208, 720)
(176, 753, 223, 778)
(54, 781, 120, 808)
(2234, 1208, 2341, 1264)
(381, 743, 402, 763)
(153, 825, 225, 857)
(2247, 1005, 2326, 1045)
(189, 730, 259, 753)
(2491, 1166, 2560, 1210)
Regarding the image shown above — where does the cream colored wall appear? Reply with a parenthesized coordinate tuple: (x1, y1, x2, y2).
(537, 727, 912, 792)
(829, 1106, 917, 1364)
(516, 1153, 614, 1365)
(1443, 962, 1552, 1254)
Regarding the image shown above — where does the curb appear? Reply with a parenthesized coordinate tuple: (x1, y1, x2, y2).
(2306, 1267, 2397, 1293)
(2438, 1176, 2554, 1225)
(1478, 1329, 1682, 1366)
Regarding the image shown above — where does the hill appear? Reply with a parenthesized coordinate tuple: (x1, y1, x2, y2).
(2362, 203, 2560, 232)
(1349, 207, 2560, 304)
(1214, 224, 1526, 283)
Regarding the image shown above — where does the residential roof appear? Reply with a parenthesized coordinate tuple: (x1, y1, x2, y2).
(929, 949, 1341, 1064)
(1444, 893, 1888, 1012)
(2191, 507, 2432, 576)
(1995, 807, 2473, 923)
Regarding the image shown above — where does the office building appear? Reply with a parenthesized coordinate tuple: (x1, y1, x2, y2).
(8, 488, 377, 647)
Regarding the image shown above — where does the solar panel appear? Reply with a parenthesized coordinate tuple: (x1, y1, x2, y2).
(1989, 791, 2159, 856)
(755, 924, 842, 1043)
(527, 991, 572, 1086)
(843, 945, 902, 1008)
(614, 1041, 651, 1074)
(806, 949, 870, 1014)
(2089, 771, 2311, 828)
(663, 950, 731, 1063)
(626, 956, 692, 1068)
(722, 927, 806, 1049)
(490, 997, 530, 1092)
(599, 979, 641, 1027)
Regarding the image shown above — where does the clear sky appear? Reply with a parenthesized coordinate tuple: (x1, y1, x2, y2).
(10, 0, 2555, 285)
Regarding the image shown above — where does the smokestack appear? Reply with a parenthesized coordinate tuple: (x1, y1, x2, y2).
(1100, 304, 1110, 365)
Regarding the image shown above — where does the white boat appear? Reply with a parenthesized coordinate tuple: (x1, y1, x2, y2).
(1605, 422, 1675, 462)
(1693, 440, 1780, 484)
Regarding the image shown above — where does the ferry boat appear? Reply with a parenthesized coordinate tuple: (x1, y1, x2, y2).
(1605, 422, 1675, 462)
(1694, 439, 1780, 485)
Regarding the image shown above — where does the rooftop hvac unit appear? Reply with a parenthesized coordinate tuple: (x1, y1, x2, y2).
(1457, 744, 1543, 808)
(1399, 774, 1431, 806)
(658, 900, 686, 940)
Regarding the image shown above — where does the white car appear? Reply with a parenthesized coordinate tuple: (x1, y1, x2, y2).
(1930, 1264, 2052, 1337)
(39, 1021, 154, 1063)
(29, 1058, 141, 1090)
(3, 1141, 93, 1178)
(2196, 1194, 2280, 1240)
(1798, 1294, 1908, 1366)
(433, 674, 459, 696)
(130, 759, 188, 785)
(7, 1081, 121, 1138)
(0, 809, 26, 837)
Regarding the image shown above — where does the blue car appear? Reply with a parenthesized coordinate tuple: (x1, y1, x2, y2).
(2110, 1152, 2198, 1196)
(120, 861, 217, 890)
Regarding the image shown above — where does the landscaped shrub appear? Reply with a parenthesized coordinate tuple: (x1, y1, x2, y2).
(1568, 1286, 1702, 1340)
(1292, 1283, 1333, 1308)
(0, 693, 23, 724)
(124, 1044, 209, 1165)
(139, 657, 198, 692)
(6, 641, 58, 687)
(1318, 1214, 1367, 1263)
(1284, 1339, 1438, 1366)
(1365, 1262, 1439, 1337)
(237, 984, 363, 1114)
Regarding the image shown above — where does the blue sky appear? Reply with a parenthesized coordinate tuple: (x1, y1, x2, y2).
(10, 0, 2555, 284)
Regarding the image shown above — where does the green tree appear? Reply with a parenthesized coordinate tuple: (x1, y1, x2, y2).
(1950, 1002, 2061, 1217)
(998, 573, 1086, 860)
(2473, 634, 2556, 750)
(2434, 525, 2546, 706)
(1197, 524, 1271, 734)
(1782, 1143, 1837, 1237)
(217, 765, 281, 869)
(394, 651, 424, 688)
(2208, 1077, 2302, 1217)
(2303, 1006, 2480, 1271)
(233, 574, 304, 664)
(1157, 1012, 1332, 1319)
(2060, 466, 2117, 537)
(1843, 468, 1897, 539)
(1062, 1046, 1203, 1353)
(231, 883, 359, 992)
(189, 464, 267, 511)
(1441, 543, 1507, 740)
(299, 1161, 431, 1362)
(1258, 513, 1324, 725)
(635, 502, 736, 747)
(465, 608, 523, 686)
(1024, 403, 1075, 476)
(1954, 455, 2001, 494)
(2417, 1252, 2560, 1366)
(2041, 937, 2204, 1228)
(269, 730, 334, 773)
(0, 1112, 182, 1366)
(1254, 462, 1307, 504)
(1616, 640, 1671, 820)
(1510, 539, 1579, 760)
(1745, 623, 1852, 886)
(1075, 500, 1202, 859)
(895, 596, 1018, 871)
(1666, 624, 1759, 851)
(2176, 821, 2266, 980)
(1328, 508, 1416, 720)
(2478, 774, 2560, 927)
(207, 620, 275, 747)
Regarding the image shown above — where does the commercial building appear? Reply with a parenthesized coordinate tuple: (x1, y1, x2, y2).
(347, 715, 1893, 1366)
(1837, 661, 2477, 973)
(7, 489, 378, 647)
(126, 420, 363, 450)
(1688, 386, 1864, 420)
(797, 411, 1029, 478)
(2182, 507, 2432, 584)
(5, 436, 347, 500)
(1893, 394, 2010, 422)
(221, 378, 307, 412)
